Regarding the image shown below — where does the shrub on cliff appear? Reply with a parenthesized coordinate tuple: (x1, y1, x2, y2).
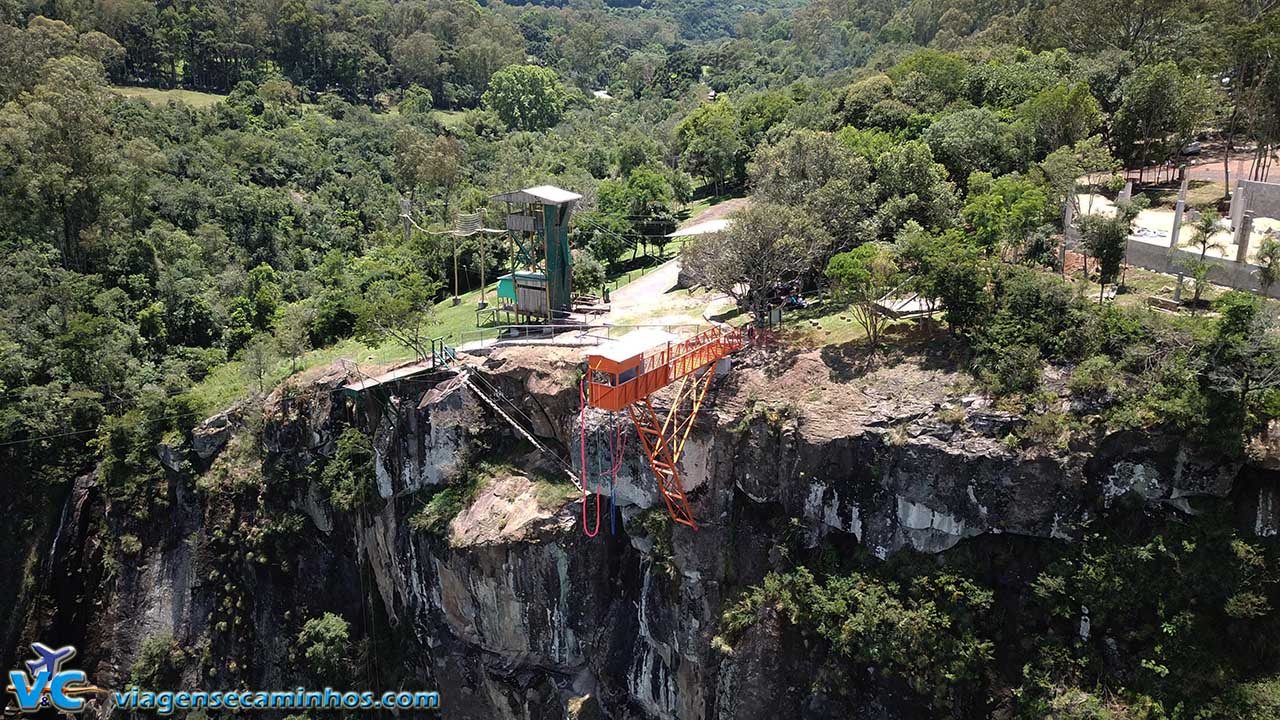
(319, 428, 375, 513)
(295, 612, 351, 680)
(719, 566, 995, 713)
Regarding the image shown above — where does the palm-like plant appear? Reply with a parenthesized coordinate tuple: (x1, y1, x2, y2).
(1185, 209, 1224, 261)
(1180, 210, 1224, 307)
(1257, 236, 1280, 297)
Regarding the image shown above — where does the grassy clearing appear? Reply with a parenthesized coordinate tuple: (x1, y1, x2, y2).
(189, 336, 413, 416)
(681, 193, 739, 222)
(774, 297, 872, 346)
(532, 477, 578, 509)
(189, 281, 503, 415)
(1138, 179, 1226, 210)
(604, 237, 691, 290)
(431, 109, 470, 128)
(112, 85, 227, 108)
(1112, 266, 1213, 309)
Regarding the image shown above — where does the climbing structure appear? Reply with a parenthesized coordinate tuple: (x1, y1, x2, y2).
(491, 185, 581, 322)
(584, 326, 745, 529)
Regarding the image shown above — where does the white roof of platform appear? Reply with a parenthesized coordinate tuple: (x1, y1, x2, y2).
(666, 218, 731, 238)
(589, 328, 679, 363)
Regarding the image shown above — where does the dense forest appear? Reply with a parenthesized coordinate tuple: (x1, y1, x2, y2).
(4, 0, 1280, 715)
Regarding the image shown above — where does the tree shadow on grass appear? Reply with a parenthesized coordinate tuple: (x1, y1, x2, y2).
(707, 305, 744, 324)
(819, 319, 962, 382)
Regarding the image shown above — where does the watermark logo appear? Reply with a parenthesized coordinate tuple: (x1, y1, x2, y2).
(6, 643, 102, 713)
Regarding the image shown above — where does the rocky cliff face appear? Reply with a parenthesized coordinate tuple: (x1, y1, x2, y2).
(17, 344, 1277, 719)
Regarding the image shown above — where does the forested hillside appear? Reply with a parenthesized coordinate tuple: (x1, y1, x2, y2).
(4, 0, 1280, 716)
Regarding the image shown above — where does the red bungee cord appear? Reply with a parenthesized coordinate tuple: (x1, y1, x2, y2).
(579, 379, 602, 537)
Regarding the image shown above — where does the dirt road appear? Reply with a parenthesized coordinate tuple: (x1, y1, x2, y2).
(606, 197, 747, 326)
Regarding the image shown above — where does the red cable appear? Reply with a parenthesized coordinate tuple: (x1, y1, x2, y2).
(579, 379, 601, 538)
(599, 416, 627, 476)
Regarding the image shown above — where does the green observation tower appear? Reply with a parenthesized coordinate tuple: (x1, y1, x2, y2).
(492, 185, 581, 322)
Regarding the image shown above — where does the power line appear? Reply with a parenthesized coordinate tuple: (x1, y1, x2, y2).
(465, 370, 579, 479)
(0, 381, 205, 413)
(0, 409, 208, 449)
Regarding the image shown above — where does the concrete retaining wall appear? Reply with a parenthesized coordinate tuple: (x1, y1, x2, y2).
(1231, 180, 1280, 229)
(1124, 238, 1280, 298)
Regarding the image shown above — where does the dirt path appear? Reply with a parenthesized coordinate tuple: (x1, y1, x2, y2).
(606, 197, 748, 326)
(608, 257, 735, 326)
(686, 196, 750, 225)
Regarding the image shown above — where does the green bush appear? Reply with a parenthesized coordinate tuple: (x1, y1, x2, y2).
(1069, 355, 1121, 395)
(296, 612, 350, 680)
(982, 265, 1097, 362)
(319, 429, 375, 513)
(93, 392, 201, 522)
(571, 252, 606, 292)
(720, 567, 994, 713)
(409, 478, 480, 534)
(983, 342, 1042, 394)
(1195, 678, 1280, 719)
(129, 634, 185, 688)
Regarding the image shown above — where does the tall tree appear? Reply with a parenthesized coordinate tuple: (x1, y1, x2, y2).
(1079, 200, 1139, 303)
(1214, 0, 1280, 191)
(675, 96, 742, 196)
(863, 140, 959, 242)
(923, 107, 1031, 182)
(826, 242, 900, 347)
(0, 56, 116, 270)
(1018, 82, 1103, 155)
(392, 31, 444, 93)
(355, 275, 441, 361)
(1046, 0, 1194, 64)
(681, 203, 826, 325)
(1114, 62, 1214, 171)
(962, 174, 1050, 260)
(750, 130, 872, 254)
(482, 64, 570, 131)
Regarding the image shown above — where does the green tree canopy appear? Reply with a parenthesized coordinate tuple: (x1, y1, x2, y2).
(675, 96, 742, 195)
(826, 242, 900, 346)
(296, 612, 351, 680)
(750, 129, 872, 254)
(1018, 81, 1103, 155)
(1114, 62, 1214, 168)
(482, 64, 570, 131)
(681, 203, 826, 324)
(962, 173, 1050, 259)
(923, 107, 1032, 182)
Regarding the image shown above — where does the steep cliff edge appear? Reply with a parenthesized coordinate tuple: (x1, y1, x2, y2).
(16, 342, 1280, 719)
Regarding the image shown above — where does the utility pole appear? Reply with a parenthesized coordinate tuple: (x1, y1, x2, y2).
(399, 197, 412, 245)
(452, 233, 460, 305)
(478, 233, 487, 308)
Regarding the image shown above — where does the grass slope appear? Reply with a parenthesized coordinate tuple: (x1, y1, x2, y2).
(112, 86, 227, 108)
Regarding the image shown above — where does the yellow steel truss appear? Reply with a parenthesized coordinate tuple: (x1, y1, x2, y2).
(625, 365, 719, 530)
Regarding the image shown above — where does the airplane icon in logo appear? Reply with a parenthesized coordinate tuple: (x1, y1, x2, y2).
(25, 644, 76, 679)
(6, 642, 100, 713)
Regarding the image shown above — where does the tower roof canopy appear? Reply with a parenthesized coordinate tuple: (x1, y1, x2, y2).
(492, 185, 582, 206)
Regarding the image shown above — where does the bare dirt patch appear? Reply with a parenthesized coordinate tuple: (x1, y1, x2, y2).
(710, 335, 970, 441)
(686, 196, 751, 225)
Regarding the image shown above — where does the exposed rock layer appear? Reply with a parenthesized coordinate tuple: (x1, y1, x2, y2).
(17, 346, 1276, 719)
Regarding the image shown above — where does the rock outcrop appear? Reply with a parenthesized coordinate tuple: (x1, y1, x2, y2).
(19, 344, 1278, 720)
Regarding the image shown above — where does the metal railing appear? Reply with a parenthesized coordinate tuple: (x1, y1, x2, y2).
(454, 322, 711, 351)
(587, 326, 743, 412)
(428, 336, 456, 368)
